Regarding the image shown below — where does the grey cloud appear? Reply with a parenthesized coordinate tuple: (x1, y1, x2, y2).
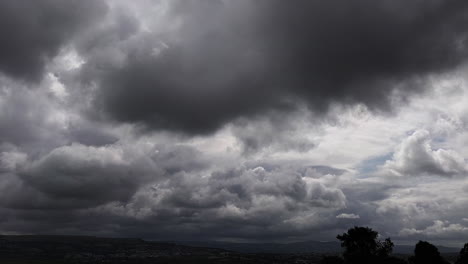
(0, 141, 210, 210)
(0, 79, 68, 152)
(3, 0, 468, 245)
(0, 0, 106, 81)
(0, 149, 27, 173)
(152, 145, 208, 174)
(0, 172, 92, 210)
(336, 213, 360, 219)
(364, 176, 468, 244)
(231, 114, 316, 154)
(92, 165, 347, 240)
(0, 161, 348, 241)
(19, 144, 151, 205)
(399, 220, 468, 239)
(153, 166, 346, 212)
(329, 177, 468, 244)
(85, 0, 468, 134)
(67, 121, 119, 147)
(303, 166, 348, 178)
(382, 130, 468, 177)
(0, 76, 115, 155)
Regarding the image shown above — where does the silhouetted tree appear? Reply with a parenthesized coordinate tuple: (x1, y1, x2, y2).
(377, 238, 395, 258)
(336, 226, 395, 264)
(320, 255, 344, 264)
(408, 241, 449, 264)
(456, 243, 468, 264)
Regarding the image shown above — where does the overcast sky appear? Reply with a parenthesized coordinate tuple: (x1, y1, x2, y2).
(2, 0, 468, 247)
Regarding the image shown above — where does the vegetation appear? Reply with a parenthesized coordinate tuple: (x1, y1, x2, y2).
(322, 226, 463, 264)
(335, 226, 397, 264)
(456, 243, 468, 264)
(2, 230, 468, 263)
(408, 241, 450, 264)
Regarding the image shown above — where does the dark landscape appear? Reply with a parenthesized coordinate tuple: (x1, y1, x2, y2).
(0, 227, 464, 264)
(175, 240, 460, 255)
(0, 235, 326, 264)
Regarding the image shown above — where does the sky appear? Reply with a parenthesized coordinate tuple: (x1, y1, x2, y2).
(1, 0, 468, 247)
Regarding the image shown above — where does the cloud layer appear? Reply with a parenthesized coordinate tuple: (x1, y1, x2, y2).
(0, 0, 106, 81)
(1, 0, 468, 246)
(87, 0, 468, 133)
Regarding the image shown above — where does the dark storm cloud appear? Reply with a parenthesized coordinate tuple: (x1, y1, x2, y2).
(67, 121, 119, 147)
(0, 78, 68, 152)
(19, 145, 140, 204)
(131, 164, 347, 240)
(88, 0, 468, 134)
(230, 112, 317, 154)
(3, 0, 468, 245)
(0, 154, 348, 240)
(0, 141, 209, 210)
(0, 0, 106, 81)
(0, 76, 116, 154)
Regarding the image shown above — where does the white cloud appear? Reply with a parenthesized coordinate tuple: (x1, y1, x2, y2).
(336, 213, 360, 219)
(382, 130, 467, 177)
(400, 220, 468, 238)
(0, 151, 27, 172)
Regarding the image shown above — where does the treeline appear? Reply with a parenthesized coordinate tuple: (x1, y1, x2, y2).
(320, 226, 468, 264)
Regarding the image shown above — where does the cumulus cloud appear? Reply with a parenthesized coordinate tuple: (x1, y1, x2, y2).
(18, 143, 156, 206)
(0, 150, 27, 173)
(0, 153, 350, 240)
(0, 138, 215, 211)
(2, 0, 468, 245)
(2, 1, 468, 134)
(82, 0, 468, 134)
(336, 213, 360, 219)
(0, 77, 68, 151)
(75, 164, 347, 240)
(400, 220, 468, 238)
(0, 0, 106, 81)
(152, 165, 345, 217)
(383, 130, 468, 177)
(231, 112, 317, 154)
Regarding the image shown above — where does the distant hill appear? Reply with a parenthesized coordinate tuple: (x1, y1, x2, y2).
(0, 235, 323, 264)
(174, 240, 460, 254)
(174, 240, 340, 254)
(0, 235, 460, 263)
(0, 235, 228, 263)
(393, 244, 459, 254)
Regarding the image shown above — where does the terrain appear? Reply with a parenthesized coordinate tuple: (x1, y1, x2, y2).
(0, 235, 460, 263)
(175, 240, 459, 254)
(0, 235, 323, 263)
